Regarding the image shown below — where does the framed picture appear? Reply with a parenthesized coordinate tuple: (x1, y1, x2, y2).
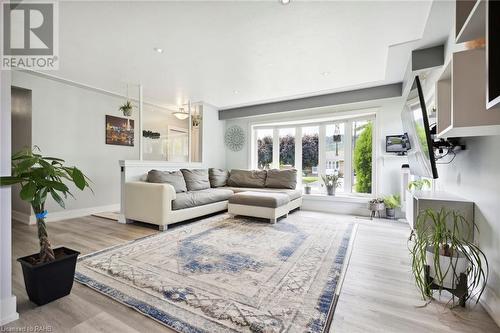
(105, 115, 134, 146)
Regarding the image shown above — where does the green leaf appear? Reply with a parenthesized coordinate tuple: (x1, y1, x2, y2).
(0, 176, 24, 185)
(39, 179, 69, 192)
(49, 189, 65, 209)
(15, 157, 38, 173)
(72, 168, 86, 190)
(44, 157, 65, 162)
(20, 182, 36, 201)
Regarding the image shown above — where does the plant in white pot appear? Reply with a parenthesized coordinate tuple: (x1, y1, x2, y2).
(321, 172, 342, 196)
(409, 208, 488, 306)
(408, 178, 431, 191)
(0, 147, 92, 305)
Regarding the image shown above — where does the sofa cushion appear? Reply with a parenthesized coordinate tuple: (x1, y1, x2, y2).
(209, 168, 229, 188)
(181, 169, 210, 191)
(224, 187, 302, 201)
(227, 169, 267, 188)
(228, 191, 289, 208)
(265, 169, 297, 189)
(146, 170, 187, 193)
(172, 188, 233, 210)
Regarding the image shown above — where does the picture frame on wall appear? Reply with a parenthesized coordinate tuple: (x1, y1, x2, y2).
(105, 115, 134, 146)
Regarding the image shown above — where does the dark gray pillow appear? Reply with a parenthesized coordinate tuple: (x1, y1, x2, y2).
(180, 169, 210, 191)
(265, 169, 297, 189)
(227, 169, 267, 188)
(209, 168, 230, 188)
(146, 170, 187, 193)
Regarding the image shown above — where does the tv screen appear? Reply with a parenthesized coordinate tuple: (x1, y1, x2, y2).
(401, 76, 438, 179)
(487, 0, 500, 108)
(386, 134, 410, 153)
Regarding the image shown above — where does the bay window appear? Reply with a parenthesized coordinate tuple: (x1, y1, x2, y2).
(253, 115, 375, 196)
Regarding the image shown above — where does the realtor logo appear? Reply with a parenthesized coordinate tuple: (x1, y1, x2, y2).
(2, 1, 59, 70)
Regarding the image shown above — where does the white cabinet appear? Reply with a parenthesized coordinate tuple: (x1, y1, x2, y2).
(436, 48, 500, 138)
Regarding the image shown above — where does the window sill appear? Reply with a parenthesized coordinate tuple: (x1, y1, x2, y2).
(302, 193, 372, 204)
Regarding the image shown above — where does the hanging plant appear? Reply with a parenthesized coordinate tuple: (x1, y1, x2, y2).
(119, 100, 133, 117)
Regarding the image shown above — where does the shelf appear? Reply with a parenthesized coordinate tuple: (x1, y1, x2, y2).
(456, 0, 485, 43)
(436, 48, 500, 138)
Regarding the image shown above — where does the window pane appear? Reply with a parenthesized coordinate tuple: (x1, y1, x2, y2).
(325, 123, 345, 192)
(279, 128, 295, 169)
(302, 126, 319, 193)
(352, 120, 373, 193)
(256, 129, 273, 169)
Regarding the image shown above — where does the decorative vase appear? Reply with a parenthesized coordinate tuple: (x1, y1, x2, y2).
(386, 207, 396, 219)
(304, 186, 311, 194)
(326, 185, 335, 196)
(425, 247, 468, 289)
(122, 108, 132, 117)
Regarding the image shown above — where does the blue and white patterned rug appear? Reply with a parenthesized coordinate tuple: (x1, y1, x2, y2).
(75, 213, 356, 333)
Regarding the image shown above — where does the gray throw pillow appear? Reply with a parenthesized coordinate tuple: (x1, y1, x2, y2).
(209, 168, 230, 188)
(227, 169, 267, 188)
(265, 169, 297, 189)
(146, 170, 187, 193)
(180, 169, 211, 191)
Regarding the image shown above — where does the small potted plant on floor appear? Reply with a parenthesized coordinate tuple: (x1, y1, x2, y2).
(383, 194, 400, 219)
(321, 173, 342, 196)
(0, 147, 92, 305)
(409, 208, 488, 306)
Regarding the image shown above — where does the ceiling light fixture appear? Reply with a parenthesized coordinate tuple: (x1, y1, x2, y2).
(233, 90, 239, 94)
(173, 107, 189, 120)
(153, 48, 163, 53)
(281, 0, 290, 4)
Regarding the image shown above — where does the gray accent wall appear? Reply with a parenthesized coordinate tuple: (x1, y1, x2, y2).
(11, 87, 32, 215)
(219, 83, 402, 120)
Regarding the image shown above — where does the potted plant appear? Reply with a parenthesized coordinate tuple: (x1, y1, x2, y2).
(408, 178, 431, 191)
(409, 208, 488, 305)
(303, 178, 316, 194)
(0, 147, 92, 305)
(119, 100, 133, 117)
(368, 198, 385, 219)
(321, 173, 342, 196)
(383, 194, 400, 219)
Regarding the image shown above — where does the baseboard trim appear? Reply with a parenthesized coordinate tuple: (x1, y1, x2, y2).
(480, 286, 500, 328)
(0, 295, 19, 326)
(12, 204, 120, 225)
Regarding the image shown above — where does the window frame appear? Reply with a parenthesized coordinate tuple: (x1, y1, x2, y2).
(252, 113, 376, 196)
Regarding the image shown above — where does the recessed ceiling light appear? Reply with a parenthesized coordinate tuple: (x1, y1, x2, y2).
(281, 0, 290, 4)
(233, 90, 239, 94)
(321, 71, 330, 76)
(153, 48, 163, 53)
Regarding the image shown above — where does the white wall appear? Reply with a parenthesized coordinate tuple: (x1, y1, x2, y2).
(0, 70, 19, 325)
(11, 71, 140, 219)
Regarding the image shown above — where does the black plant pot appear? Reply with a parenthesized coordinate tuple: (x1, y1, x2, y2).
(17, 247, 80, 306)
(386, 207, 396, 219)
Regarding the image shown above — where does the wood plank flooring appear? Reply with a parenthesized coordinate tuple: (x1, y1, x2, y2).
(3, 211, 499, 332)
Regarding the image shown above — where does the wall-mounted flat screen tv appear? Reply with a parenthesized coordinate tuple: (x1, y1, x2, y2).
(487, 0, 500, 109)
(401, 76, 438, 179)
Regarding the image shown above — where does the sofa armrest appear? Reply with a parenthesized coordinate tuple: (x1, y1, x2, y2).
(124, 181, 176, 226)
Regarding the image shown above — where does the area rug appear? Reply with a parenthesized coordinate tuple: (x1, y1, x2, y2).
(75, 213, 356, 333)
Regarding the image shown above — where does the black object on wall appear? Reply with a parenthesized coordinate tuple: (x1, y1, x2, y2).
(487, 0, 500, 109)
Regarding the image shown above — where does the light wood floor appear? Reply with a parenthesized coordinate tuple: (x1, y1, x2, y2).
(3, 211, 499, 332)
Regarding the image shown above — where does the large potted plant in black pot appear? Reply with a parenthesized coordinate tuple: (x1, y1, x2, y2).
(0, 147, 91, 305)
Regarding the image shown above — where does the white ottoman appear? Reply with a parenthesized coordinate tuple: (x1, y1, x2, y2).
(228, 191, 290, 223)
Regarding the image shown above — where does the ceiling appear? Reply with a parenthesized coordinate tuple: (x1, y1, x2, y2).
(53, 1, 451, 110)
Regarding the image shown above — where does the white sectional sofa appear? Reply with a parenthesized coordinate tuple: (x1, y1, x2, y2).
(123, 168, 302, 230)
